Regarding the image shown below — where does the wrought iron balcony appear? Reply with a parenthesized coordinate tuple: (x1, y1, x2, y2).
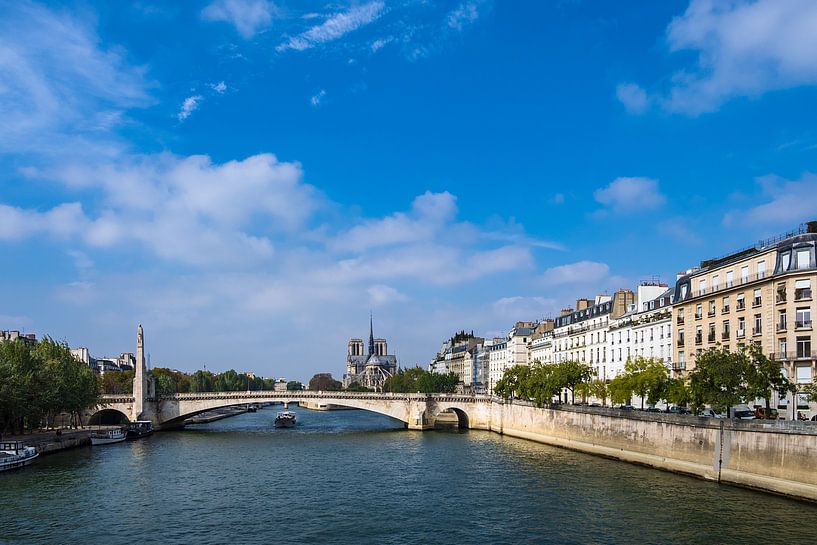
(796, 320, 813, 329)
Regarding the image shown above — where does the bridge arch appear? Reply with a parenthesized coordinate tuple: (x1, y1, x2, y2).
(433, 406, 470, 429)
(155, 393, 419, 429)
(89, 408, 130, 425)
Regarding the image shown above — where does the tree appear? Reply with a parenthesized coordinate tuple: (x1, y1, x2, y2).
(286, 381, 303, 391)
(745, 346, 795, 411)
(384, 367, 458, 393)
(608, 375, 632, 406)
(553, 360, 593, 404)
(309, 373, 343, 391)
(494, 365, 532, 400)
(666, 378, 692, 409)
(190, 370, 214, 392)
(588, 380, 609, 406)
(688, 346, 751, 417)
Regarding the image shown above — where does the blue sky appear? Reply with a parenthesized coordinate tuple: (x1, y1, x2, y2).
(2, 0, 817, 380)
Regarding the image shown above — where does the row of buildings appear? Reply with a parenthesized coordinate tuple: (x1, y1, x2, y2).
(429, 222, 817, 418)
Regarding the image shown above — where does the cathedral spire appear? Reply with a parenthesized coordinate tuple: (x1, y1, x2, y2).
(368, 312, 375, 356)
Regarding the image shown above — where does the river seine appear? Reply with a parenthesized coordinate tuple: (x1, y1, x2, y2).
(3, 407, 815, 544)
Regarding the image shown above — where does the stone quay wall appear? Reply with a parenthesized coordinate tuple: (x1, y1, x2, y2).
(470, 401, 817, 502)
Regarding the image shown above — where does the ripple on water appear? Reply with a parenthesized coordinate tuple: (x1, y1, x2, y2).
(1, 407, 814, 545)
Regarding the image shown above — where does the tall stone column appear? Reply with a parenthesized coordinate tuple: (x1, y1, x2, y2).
(133, 324, 146, 421)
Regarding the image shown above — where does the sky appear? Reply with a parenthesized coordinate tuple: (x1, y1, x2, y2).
(1, 0, 817, 381)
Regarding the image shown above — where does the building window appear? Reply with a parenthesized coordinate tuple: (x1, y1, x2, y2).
(797, 249, 811, 270)
(741, 266, 749, 283)
(796, 363, 812, 383)
(712, 275, 720, 291)
(779, 338, 787, 355)
(699, 278, 707, 296)
(695, 304, 703, 319)
(757, 260, 766, 279)
(677, 330, 685, 346)
(796, 336, 812, 359)
(795, 279, 812, 301)
(708, 323, 716, 343)
(722, 320, 730, 340)
(778, 310, 787, 332)
(780, 251, 791, 272)
(753, 288, 762, 307)
(796, 307, 812, 330)
(726, 270, 734, 287)
(753, 314, 762, 336)
(708, 300, 716, 317)
(722, 296, 730, 313)
(737, 293, 745, 310)
(777, 282, 787, 303)
(695, 326, 703, 345)
(737, 317, 746, 338)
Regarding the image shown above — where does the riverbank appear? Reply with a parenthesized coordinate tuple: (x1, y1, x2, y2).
(2, 428, 107, 455)
(185, 406, 250, 424)
(471, 401, 817, 503)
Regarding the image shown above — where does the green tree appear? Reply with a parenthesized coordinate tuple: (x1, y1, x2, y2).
(745, 346, 795, 412)
(588, 379, 609, 406)
(688, 346, 751, 417)
(666, 378, 692, 409)
(608, 375, 632, 406)
(309, 373, 343, 391)
(494, 365, 532, 400)
(190, 370, 214, 392)
(286, 380, 303, 391)
(553, 360, 593, 404)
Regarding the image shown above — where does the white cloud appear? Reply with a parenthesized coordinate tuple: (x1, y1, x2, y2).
(541, 261, 610, 286)
(723, 172, 817, 227)
(0, 1, 150, 156)
(447, 2, 480, 31)
(623, 0, 817, 115)
(177, 95, 203, 121)
(209, 81, 228, 93)
(0, 202, 88, 241)
(616, 82, 649, 114)
(310, 89, 326, 106)
(593, 177, 666, 214)
(331, 191, 458, 252)
(368, 284, 409, 306)
(202, 0, 277, 39)
(371, 37, 393, 52)
(277, 1, 385, 52)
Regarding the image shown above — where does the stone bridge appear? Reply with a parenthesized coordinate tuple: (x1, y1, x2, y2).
(91, 391, 494, 430)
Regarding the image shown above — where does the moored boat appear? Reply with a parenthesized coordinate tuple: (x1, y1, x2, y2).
(125, 421, 154, 440)
(90, 427, 127, 446)
(0, 441, 38, 472)
(274, 411, 296, 428)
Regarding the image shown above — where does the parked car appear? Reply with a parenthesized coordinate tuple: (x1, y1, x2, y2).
(731, 405, 755, 420)
(667, 406, 691, 415)
(617, 404, 634, 411)
(645, 407, 663, 413)
(697, 408, 724, 418)
(754, 407, 779, 420)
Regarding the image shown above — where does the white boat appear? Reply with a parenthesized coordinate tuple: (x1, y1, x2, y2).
(0, 441, 39, 472)
(274, 411, 297, 428)
(90, 428, 127, 446)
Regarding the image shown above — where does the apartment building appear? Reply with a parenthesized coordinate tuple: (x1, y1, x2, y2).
(528, 320, 555, 365)
(553, 290, 634, 380)
(486, 337, 508, 394)
(606, 283, 673, 378)
(673, 223, 817, 416)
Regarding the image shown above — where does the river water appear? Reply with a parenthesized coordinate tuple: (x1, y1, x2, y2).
(2, 407, 814, 544)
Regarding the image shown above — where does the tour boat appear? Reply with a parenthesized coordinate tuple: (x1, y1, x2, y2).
(125, 421, 154, 440)
(0, 441, 38, 472)
(247, 404, 258, 413)
(274, 411, 297, 428)
(90, 428, 127, 446)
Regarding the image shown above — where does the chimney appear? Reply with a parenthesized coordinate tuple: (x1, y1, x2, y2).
(576, 298, 592, 311)
(807, 220, 817, 234)
(560, 308, 573, 317)
(611, 288, 635, 319)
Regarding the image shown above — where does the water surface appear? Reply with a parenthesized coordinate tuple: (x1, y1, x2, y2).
(2, 407, 813, 544)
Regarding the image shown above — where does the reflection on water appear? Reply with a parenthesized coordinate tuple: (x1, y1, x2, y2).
(2, 406, 815, 545)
